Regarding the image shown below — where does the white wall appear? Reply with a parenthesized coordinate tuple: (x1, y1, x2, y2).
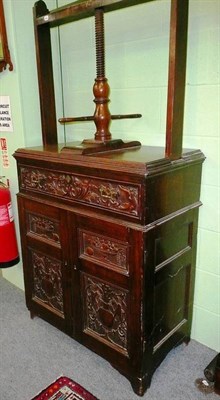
(184, 0, 220, 351)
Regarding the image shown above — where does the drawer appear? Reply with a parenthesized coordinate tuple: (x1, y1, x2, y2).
(79, 229, 129, 274)
(23, 199, 61, 247)
(76, 215, 130, 275)
(19, 166, 141, 218)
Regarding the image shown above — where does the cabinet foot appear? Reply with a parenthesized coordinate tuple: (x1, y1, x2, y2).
(130, 373, 152, 397)
(110, 363, 152, 396)
(30, 310, 36, 319)
(183, 336, 190, 346)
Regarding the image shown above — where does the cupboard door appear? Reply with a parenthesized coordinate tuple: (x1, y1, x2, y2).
(17, 196, 72, 333)
(69, 213, 143, 370)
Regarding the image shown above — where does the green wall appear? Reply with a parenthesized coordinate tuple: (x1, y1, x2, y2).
(0, 0, 219, 351)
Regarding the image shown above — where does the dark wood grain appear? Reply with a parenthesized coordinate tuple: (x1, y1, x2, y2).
(33, 1, 58, 146)
(165, 0, 189, 159)
(15, 0, 205, 396)
(15, 144, 204, 396)
(35, 0, 156, 27)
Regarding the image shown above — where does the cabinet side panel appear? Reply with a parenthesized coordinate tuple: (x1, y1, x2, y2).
(145, 162, 203, 224)
(145, 208, 199, 360)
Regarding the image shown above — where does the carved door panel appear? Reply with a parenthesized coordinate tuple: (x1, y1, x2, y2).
(69, 213, 144, 369)
(17, 196, 72, 333)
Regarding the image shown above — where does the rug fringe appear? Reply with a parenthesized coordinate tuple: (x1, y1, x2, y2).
(31, 375, 64, 400)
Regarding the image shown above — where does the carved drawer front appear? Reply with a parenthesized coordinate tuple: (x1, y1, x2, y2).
(20, 166, 141, 218)
(27, 213, 60, 244)
(81, 273, 129, 356)
(24, 200, 61, 246)
(29, 248, 64, 316)
(79, 229, 129, 274)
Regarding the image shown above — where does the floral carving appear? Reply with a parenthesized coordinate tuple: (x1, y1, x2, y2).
(20, 167, 139, 216)
(80, 230, 128, 272)
(82, 274, 128, 352)
(28, 214, 60, 243)
(31, 250, 63, 314)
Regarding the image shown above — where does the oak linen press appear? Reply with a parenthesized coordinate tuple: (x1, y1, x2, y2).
(14, 0, 205, 396)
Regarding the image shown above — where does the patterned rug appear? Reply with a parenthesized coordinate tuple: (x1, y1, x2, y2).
(31, 376, 99, 400)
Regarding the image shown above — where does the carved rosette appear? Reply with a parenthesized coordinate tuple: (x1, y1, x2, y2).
(28, 213, 60, 244)
(80, 230, 128, 272)
(20, 167, 139, 216)
(31, 250, 64, 314)
(82, 274, 128, 353)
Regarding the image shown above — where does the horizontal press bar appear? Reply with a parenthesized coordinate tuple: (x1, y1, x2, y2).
(58, 114, 142, 123)
(35, 0, 155, 27)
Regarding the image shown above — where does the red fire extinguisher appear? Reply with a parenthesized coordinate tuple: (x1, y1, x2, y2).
(0, 179, 20, 268)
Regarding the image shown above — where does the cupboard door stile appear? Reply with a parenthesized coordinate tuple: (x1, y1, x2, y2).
(59, 209, 74, 335)
(17, 195, 33, 311)
(65, 211, 81, 339)
(128, 229, 153, 376)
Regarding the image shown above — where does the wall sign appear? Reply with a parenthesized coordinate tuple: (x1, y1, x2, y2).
(0, 96, 13, 132)
(0, 137, 9, 168)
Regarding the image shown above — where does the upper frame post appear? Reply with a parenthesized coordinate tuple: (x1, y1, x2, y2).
(33, 0, 58, 146)
(165, 0, 189, 160)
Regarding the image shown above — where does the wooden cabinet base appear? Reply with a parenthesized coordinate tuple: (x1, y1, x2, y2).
(14, 144, 204, 396)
